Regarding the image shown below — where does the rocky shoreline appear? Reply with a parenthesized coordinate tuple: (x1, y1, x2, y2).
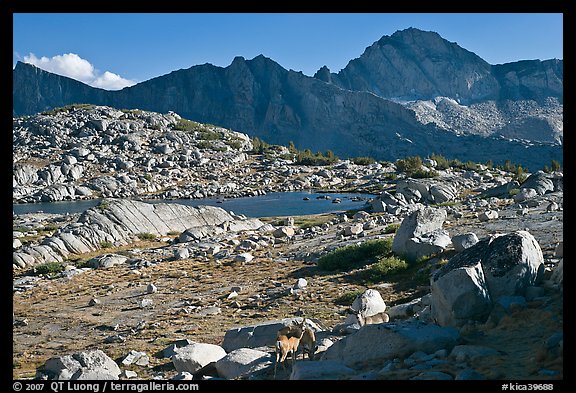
(13, 105, 388, 204)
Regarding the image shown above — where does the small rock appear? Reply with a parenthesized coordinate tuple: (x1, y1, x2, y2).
(140, 298, 154, 308)
(294, 278, 307, 290)
(147, 283, 157, 294)
(121, 370, 138, 379)
(234, 253, 254, 263)
(105, 334, 127, 343)
(273, 226, 295, 238)
(171, 372, 194, 380)
(13, 318, 29, 327)
(121, 350, 149, 367)
(478, 210, 498, 222)
(174, 248, 190, 260)
(196, 307, 221, 317)
(89, 298, 101, 306)
(344, 223, 364, 236)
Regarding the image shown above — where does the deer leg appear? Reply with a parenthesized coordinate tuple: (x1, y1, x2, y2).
(274, 348, 280, 379)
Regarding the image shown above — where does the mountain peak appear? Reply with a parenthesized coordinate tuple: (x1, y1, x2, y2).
(231, 55, 246, 64)
(329, 28, 498, 102)
(313, 65, 332, 83)
(14, 61, 40, 72)
(389, 27, 442, 40)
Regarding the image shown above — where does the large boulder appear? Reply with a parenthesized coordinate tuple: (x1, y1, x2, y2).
(404, 229, 452, 261)
(221, 318, 321, 352)
(429, 183, 459, 204)
(478, 180, 520, 198)
(350, 289, 386, 317)
(273, 226, 295, 238)
(87, 254, 127, 269)
(480, 231, 545, 299)
(431, 231, 545, 326)
(513, 188, 538, 202)
(451, 233, 479, 252)
(321, 321, 459, 367)
(39, 349, 121, 380)
(520, 171, 556, 195)
(214, 348, 272, 380)
(172, 343, 227, 374)
(430, 260, 493, 327)
(392, 207, 447, 259)
(290, 360, 356, 380)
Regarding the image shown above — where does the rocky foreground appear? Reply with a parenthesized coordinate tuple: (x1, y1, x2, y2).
(13, 106, 562, 381)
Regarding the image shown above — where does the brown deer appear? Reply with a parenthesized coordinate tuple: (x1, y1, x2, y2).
(352, 307, 390, 327)
(274, 320, 305, 378)
(299, 325, 318, 361)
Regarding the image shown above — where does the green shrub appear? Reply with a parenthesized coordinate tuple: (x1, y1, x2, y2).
(352, 156, 376, 166)
(463, 161, 480, 171)
(251, 137, 272, 154)
(288, 141, 298, 154)
(197, 140, 213, 150)
(295, 149, 339, 166)
(551, 159, 562, 172)
(35, 262, 64, 276)
(97, 201, 110, 211)
(199, 130, 220, 141)
(334, 289, 365, 305)
(41, 104, 95, 116)
(384, 223, 400, 234)
(396, 156, 423, 173)
(362, 256, 409, 283)
(41, 224, 59, 232)
(429, 153, 451, 170)
(410, 168, 439, 178)
(226, 140, 243, 150)
(136, 232, 156, 241)
(174, 118, 202, 132)
(317, 238, 393, 271)
(100, 241, 113, 248)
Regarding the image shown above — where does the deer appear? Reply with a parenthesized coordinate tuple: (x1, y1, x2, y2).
(274, 319, 305, 379)
(299, 324, 318, 361)
(352, 307, 390, 327)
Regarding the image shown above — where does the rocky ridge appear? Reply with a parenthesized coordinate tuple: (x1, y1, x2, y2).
(13, 28, 563, 170)
(12, 105, 564, 207)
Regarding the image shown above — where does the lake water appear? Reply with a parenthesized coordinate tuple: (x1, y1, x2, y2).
(12, 191, 373, 218)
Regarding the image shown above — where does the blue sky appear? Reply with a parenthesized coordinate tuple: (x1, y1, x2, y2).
(13, 13, 563, 90)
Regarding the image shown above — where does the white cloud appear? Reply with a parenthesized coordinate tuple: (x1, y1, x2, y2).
(92, 71, 136, 90)
(23, 52, 136, 90)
